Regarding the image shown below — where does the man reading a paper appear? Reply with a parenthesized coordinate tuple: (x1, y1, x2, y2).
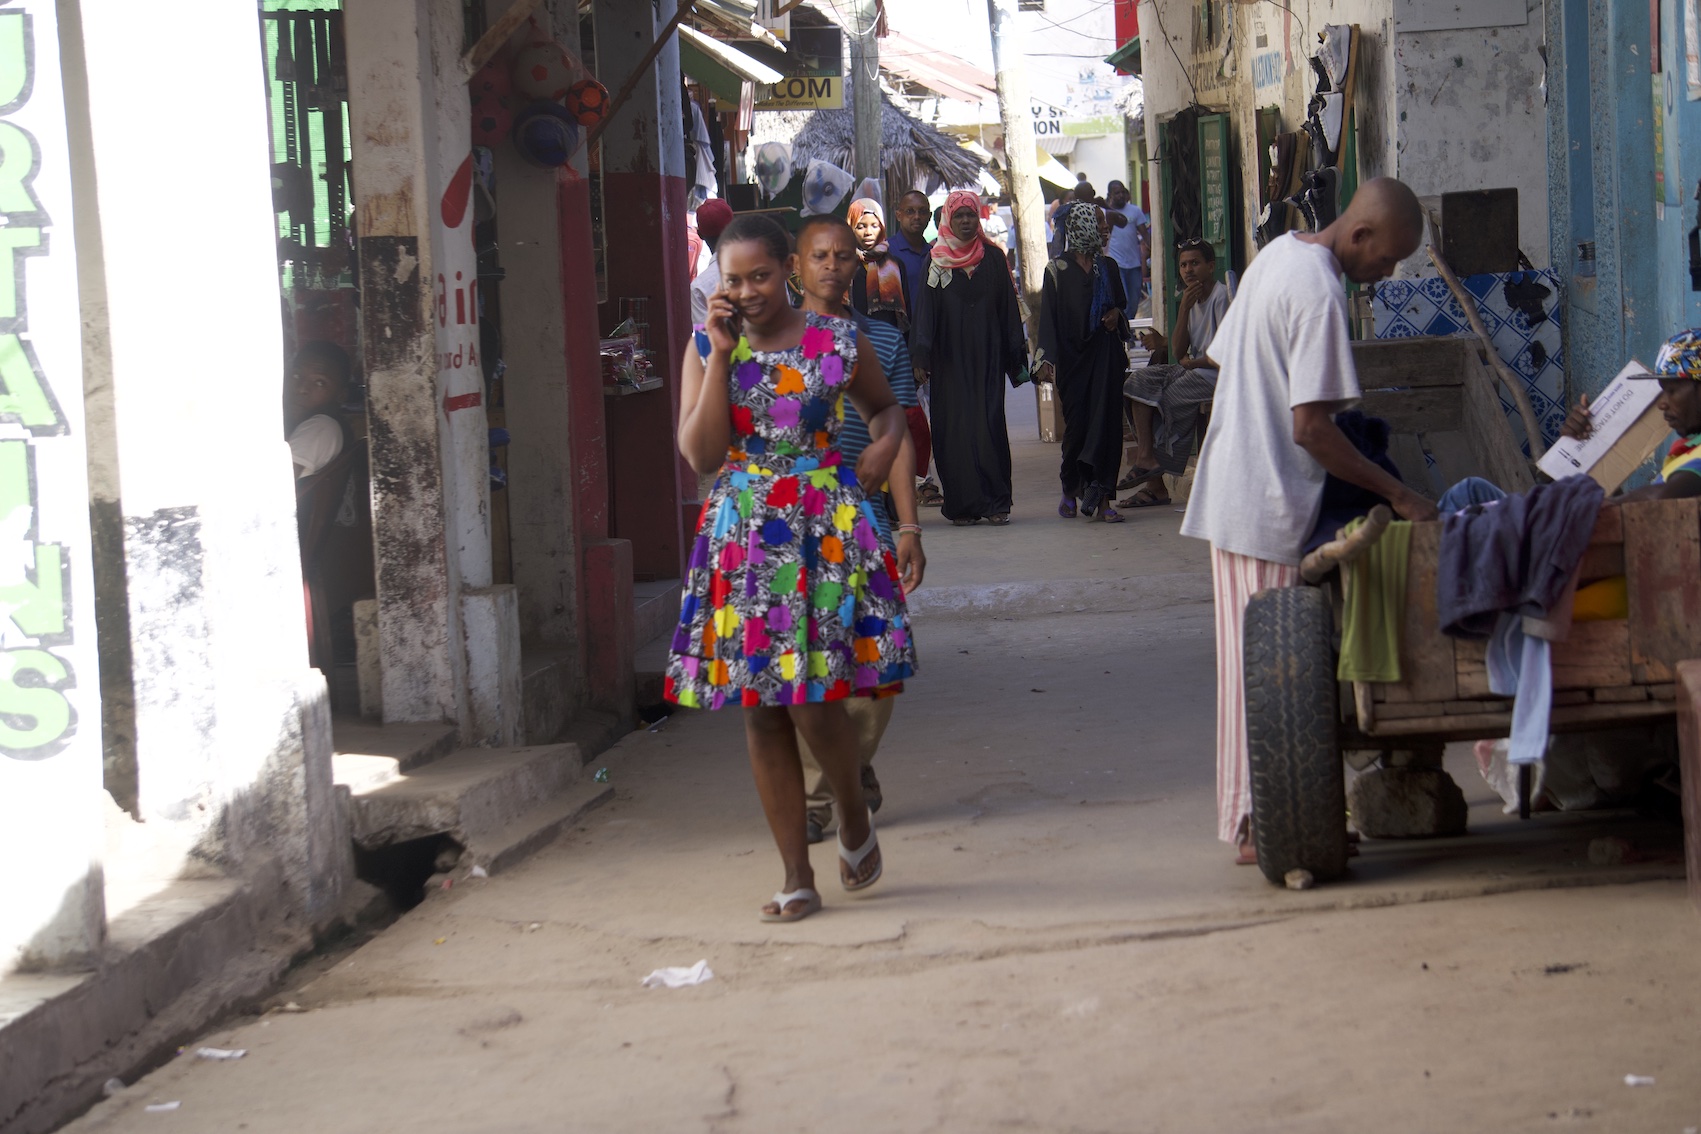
(1562, 329, 1701, 501)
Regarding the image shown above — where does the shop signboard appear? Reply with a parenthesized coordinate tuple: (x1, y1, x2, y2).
(1061, 115, 1122, 136)
(754, 26, 842, 110)
(1199, 113, 1229, 245)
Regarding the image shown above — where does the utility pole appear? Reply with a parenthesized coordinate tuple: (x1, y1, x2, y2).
(849, 0, 882, 185)
(986, 0, 1046, 338)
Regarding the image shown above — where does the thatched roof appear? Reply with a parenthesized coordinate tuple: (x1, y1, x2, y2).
(750, 90, 985, 194)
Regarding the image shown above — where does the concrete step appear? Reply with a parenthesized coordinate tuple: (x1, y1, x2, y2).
(633, 577, 682, 649)
(345, 743, 586, 850)
(330, 719, 460, 795)
(470, 776, 614, 874)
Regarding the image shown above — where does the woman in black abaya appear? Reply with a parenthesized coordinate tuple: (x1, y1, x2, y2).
(910, 191, 1028, 526)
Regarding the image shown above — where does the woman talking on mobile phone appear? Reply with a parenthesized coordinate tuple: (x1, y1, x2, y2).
(667, 213, 918, 924)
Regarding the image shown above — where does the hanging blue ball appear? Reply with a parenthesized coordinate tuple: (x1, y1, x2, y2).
(512, 101, 581, 168)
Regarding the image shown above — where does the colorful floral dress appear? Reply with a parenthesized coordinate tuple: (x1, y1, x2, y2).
(664, 312, 918, 709)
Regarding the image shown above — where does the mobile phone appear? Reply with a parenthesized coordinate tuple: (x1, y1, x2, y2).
(712, 288, 743, 338)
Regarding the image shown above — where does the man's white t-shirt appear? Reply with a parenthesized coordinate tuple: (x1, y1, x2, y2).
(1105, 202, 1148, 268)
(289, 414, 344, 479)
(1178, 234, 1360, 566)
(690, 258, 721, 326)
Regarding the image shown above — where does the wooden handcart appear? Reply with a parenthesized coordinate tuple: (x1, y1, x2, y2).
(1241, 337, 1700, 886)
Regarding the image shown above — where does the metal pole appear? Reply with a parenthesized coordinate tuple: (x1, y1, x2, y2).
(987, 0, 1046, 340)
(849, 0, 882, 184)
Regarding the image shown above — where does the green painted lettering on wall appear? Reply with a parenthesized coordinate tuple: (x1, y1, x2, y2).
(0, 646, 73, 758)
(0, 224, 41, 324)
(0, 121, 42, 219)
(0, 14, 29, 113)
(0, 6, 74, 762)
(0, 437, 62, 640)
(0, 333, 63, 433)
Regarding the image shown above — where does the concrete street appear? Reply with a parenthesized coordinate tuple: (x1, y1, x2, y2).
(68, 390, 1701, 1133)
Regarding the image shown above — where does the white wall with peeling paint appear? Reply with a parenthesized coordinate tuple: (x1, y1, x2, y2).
(1137, 0, 1549, 291)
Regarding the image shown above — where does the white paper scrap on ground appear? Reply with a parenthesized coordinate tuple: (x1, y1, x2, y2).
(1537, 361, 1658, 481)
(193, 1047, 246, 1060)
(1624, 1074, 1656, 1087)
(641, 959, 714, 988)
(143, 1102, 182, 1112)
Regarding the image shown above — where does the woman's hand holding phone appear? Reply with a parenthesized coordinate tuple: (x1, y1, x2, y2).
(704, 289, 742, 356)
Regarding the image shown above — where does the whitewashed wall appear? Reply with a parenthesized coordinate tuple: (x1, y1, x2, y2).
(1137, 0, 1548, 282)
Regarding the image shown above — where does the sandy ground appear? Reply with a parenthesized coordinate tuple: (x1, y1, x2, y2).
(66, 389, 1701, 1133)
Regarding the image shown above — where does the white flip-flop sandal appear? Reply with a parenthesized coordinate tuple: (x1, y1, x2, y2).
(759, 887, 821, 923)
(838, 816, 883, 892)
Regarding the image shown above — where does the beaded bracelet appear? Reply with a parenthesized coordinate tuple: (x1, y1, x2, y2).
(896, 524, 923, 537)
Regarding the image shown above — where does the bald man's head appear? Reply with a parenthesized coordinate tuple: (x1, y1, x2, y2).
(1327, 177, 1425, 284)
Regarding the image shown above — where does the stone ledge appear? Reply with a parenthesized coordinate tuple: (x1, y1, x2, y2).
(345, 743, 586, 849)
(0, 868, 306, 1134)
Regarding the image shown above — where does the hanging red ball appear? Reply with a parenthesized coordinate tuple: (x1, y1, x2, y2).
(565, 78, 610, 128)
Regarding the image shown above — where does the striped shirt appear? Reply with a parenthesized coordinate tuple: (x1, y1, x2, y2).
(839, 312, 918, 547)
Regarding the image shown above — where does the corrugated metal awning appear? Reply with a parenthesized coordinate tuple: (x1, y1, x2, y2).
(1037, 133, 1078, 155)
(679, 24, 785, 102)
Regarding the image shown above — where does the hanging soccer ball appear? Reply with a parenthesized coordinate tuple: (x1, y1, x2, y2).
(565, 78, 610, 128)
(472, 95, 512, 147)
(512, 102, 581, 168)
(471, 60, 513, 103)
(470, 60, 515, 146)
(513, 41, 575, 101)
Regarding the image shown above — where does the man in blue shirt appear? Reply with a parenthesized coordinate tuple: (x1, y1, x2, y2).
(888, 190, 933, 300)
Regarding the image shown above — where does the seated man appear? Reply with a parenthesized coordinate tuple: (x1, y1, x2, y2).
(286, 340, 352, 479)
(1119, 238, 1231, 507)
(1559, 328, 1701, 502)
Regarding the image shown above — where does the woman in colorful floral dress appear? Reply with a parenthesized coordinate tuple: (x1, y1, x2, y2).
(668, 213, 918, 924)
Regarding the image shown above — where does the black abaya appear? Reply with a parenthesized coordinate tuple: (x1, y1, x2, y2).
(911, 244, 1027, 522)
(1038, 254, 1128, 505)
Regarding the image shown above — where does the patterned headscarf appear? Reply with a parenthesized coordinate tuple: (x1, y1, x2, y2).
(847, 198, 908, 328)
(1653, 329, 1701, 380)
(928, 190, 988, 287)
(1065, 202, 1104, 259)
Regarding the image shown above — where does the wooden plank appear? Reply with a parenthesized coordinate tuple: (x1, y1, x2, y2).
(1376, 700, 1451, 720)
(1444, 698, 1512, 713)
(1387, 433, 1436, 501)
(1675, 660, 1701, 916)
(1622, 498, 1701, 682)
(1594, 685, 1650, 703)
(1552, 689, 1593, 706)
(1359, 386, 1464, 434)
(1365, 698, 1674, 740)
(1353, 681, 1375, 730)
(1456, 621, 1630, 693)
(1653, 683, 1677, 701)
(1550, 619, 1632, 689)
(1419, 430, 1479, 493)
(1392, 521, 1456, 702)
(1589, 506, 1623, 544)
(1577, 543, 1626, 584)
(1351, 336, 1476, 390)
(1456, 637, 1491, 697)
(1458, 347, 1536, 493)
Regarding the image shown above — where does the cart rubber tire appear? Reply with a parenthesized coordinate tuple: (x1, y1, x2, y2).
(1243, 586, 1348, 885)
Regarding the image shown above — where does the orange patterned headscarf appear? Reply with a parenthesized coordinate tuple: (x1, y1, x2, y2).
(847, 198, 908, 329)
(928, 190, 988, 286)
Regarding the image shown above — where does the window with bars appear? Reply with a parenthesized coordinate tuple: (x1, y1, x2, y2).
(261, 0, 351, 293)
